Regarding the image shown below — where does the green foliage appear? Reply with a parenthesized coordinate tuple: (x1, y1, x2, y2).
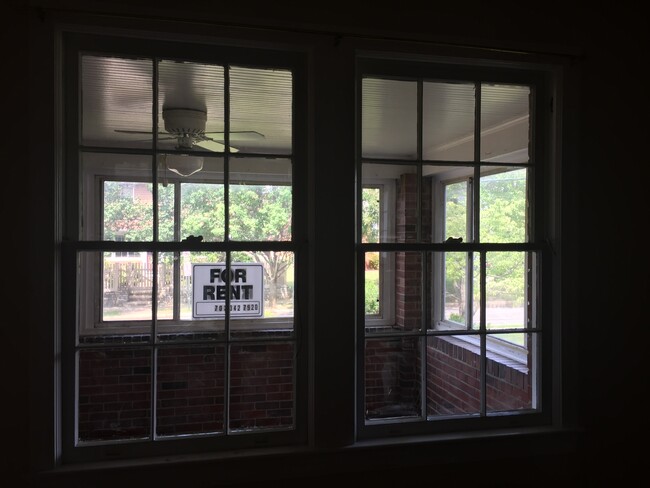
(103, 179, 294, 303)
(365, 252, 379, 270)
(448, 313, 464, 323)
(229, 184, 292, 241)
(444, 169, 528, 317)
(362, 188, 380, 243)
(444, 180, 467, 240)
(480, 169, 526, 244)
(480, 170, 527, 306)
(103, 182, 154, 241)
(365, 270, 379, 315)
(180, 183, 225, 241)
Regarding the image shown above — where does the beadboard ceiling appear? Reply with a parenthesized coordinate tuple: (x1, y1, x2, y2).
(81, 55, 530, 161)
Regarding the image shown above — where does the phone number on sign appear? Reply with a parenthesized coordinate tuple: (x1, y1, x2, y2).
(213, 303, 260, 312)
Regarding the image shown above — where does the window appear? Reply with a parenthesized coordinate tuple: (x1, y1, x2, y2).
(357, 60, 551, 436)
(62, 35, 307, 461)
(57, 30, 559, 467)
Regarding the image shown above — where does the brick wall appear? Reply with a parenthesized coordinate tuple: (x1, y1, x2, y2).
(393, 173, 432, 333)
(426, 336, 532, 416)
(156, 345, 225, 436)
(229, 343, 294, 430)
(78, 340, 294, 441)
(365, 337, 421, 419)
(78, 348, 152, 441)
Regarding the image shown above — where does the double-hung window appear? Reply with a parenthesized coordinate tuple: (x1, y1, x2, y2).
(57, 29, 559, 467)
(357, 58, 552, 437)
(62, 34, 307, 461)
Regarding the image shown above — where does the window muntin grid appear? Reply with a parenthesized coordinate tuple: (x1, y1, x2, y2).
(358, 73, 541, 434)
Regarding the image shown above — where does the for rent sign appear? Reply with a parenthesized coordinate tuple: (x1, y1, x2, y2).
(192, 263, 264, 318)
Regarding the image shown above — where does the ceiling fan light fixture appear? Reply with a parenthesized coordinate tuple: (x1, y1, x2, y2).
(161, 153, 204, 177)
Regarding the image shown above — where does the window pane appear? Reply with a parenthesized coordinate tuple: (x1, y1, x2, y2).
(230, 67, 292, 155)
(422, 165, 473, 243)
(364, 251, 397, 329)
(423, 82, 475, 161)
(161, 157, 226, 243)
(156, 252, 175, 321)
(101, 251, 153, 323)
(81, 152, 153, 241)
(481, 84, 530, 163)
(156, 344, 226, 437)
(361, 163, 417, 243)
(362, 78, 417, 159)
(77, 348, 151, 442)
(480, 167, 528, 243)
(78, 251, 152, 343)
(235, 251, 294, 317)
(78, 250, 155, 328)
(445, 180, 468, 242)
(395, 251, 423, 332)
(443, 252, 469, 328)
(156, 252, 226, 336)
(426, 335, 481, 417)
(229, 158, 292, 242)
(486, 333, 537, 413)
(485, 251, 527, 332)
(430, 251, 479, 332)
(103, 181, 154, 242)
(157, 60, 225, 153)
(365, 337, 422, 421)
(365, 251, 422, 333)
(364, 251, 380, 317)
(157, 252, 227, 341)
(229, 343, 295, 432)
(81, 55, 153, 149)
(361, 187, 381, 244)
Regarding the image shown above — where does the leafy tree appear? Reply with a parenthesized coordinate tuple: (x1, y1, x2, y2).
(443, 181, 468, 320)
(362, 188, 380, 243)
(103, 178, 294, 308)
(103, 182, 153, 241)
(442, 170, 527, 323)
(362, 188, 380, 314)
(228, 184, 292, 307)
(480, 169, 527, 309)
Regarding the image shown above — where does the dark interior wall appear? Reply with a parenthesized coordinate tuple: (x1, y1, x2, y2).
(3, 0, 648, 486)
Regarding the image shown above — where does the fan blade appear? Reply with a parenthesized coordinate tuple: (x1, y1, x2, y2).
(114, 130, 163, 135)
(203, 130, 265, 140)
(195, 139, 240, 153)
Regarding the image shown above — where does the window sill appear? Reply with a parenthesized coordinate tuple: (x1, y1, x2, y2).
(34, 426, 580, 485)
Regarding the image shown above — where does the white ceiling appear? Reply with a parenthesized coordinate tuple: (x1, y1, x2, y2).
(81, 55, 529, 161)
(81, 56, 292, 154)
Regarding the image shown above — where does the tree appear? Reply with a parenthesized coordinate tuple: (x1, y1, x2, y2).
(103, 182, 154, 241)
(174, 182, 293, 308)
(362, 188, 380, 314)
(443, 169, 527, 323)
(228, 184, 292, 308)
(479, 169, 527, 309)
(443, 181, 468, 320)
(103, 178, 294, 311)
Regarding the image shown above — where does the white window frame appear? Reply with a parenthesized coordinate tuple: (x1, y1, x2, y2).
(362, 179, 395, 327)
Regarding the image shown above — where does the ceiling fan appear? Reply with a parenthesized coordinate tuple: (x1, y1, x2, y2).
(115, 107, 264, 152)
(115, 107, 265, 177)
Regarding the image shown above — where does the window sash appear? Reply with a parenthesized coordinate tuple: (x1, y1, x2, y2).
(356, 59, 551, 439)
(61, 35, 309, 463)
